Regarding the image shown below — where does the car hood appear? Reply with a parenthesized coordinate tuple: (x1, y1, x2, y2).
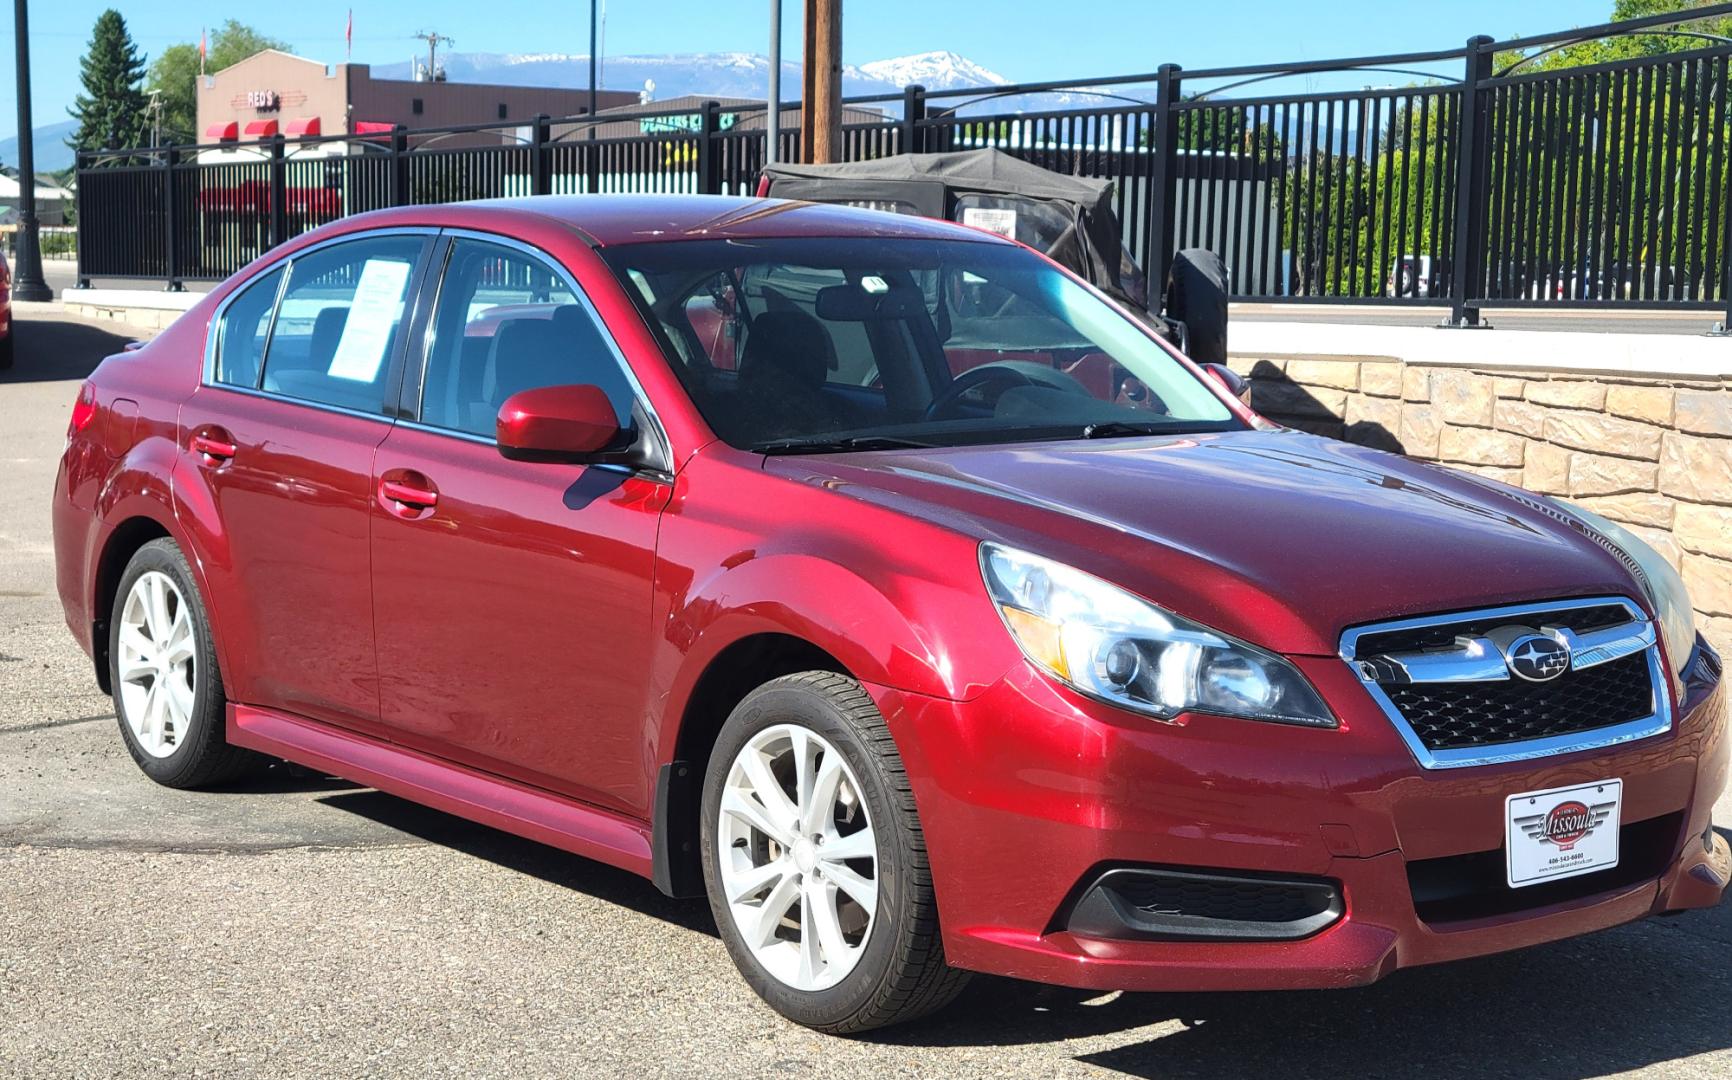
(765, 428, 1648, 656)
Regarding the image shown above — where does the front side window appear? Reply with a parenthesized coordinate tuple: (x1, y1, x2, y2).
(212, 265, 282, 387)
(417, 238, 639, 439)
(258, 235, 423, 414)
(605, 236, 1237, 451)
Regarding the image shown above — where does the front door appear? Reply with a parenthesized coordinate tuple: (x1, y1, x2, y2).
(179, 232, 428, 734)
(369, 236, 669, 815)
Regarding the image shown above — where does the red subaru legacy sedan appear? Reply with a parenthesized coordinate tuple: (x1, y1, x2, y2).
(53, 196, 1727, 1032)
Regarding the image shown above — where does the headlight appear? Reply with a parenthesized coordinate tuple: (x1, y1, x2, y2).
(980, 543, 1336, 728)
(1551, 500, 1698, 678)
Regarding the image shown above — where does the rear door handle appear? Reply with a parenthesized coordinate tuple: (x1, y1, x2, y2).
(189, 432, 237, 464)
(380, 479, 438, 509)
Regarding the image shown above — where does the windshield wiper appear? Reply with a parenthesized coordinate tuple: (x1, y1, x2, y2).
(751, 434, 939, 455)
(1078, 420, 1173, 439)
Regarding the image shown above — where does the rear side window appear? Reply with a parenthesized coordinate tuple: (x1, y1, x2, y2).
(258, 236, 423, 414)
(417, 238, 638, 438)
(212, 265, 283, 387)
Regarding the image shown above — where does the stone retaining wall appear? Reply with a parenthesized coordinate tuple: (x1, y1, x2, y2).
(1228, 353, 1732, 655)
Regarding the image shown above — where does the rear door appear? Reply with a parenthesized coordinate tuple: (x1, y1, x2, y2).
(179, 231, 431, 735)
(368, 234, 671, 814)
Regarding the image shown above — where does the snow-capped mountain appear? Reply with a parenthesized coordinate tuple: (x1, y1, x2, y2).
(852, 51, 1009, 91)
(372, 50, 1022, 109)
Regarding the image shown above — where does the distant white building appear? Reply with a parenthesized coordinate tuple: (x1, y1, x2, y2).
(0, 172, 73, 226)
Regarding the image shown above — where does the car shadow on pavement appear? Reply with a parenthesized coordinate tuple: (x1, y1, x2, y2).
(202, 760, 366, 795)
(312, 787, 719, 937)
(1, 318, 143, 384)
(871, 856, 1732, 1078)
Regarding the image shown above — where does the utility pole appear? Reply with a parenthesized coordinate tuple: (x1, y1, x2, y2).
(800, 0, 841, 163)
(11, 0, 52, 302)
(766, 0, 781, 166)
(411, 30, 452, 81)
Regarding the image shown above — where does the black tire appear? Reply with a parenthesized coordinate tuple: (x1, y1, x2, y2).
(1165, 247, 1229, 365)
(700, 671, 968, 1033)
(0, 330, 13, 372)
(108, 538, 262, 788)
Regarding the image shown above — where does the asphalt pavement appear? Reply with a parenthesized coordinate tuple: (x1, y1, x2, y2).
(1, 307, 1729, 1079)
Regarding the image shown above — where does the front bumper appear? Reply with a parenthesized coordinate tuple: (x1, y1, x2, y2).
(871, 645, 1727, 992)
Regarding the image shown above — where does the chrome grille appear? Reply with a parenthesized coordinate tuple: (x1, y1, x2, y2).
(1382, 652, 1653, 751)
(1340, 597, 1671, 770)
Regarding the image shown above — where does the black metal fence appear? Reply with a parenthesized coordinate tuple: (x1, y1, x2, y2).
(75, 4, 1732, 325)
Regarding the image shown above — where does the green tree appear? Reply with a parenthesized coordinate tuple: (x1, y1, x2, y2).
(205, 20, 294, 72)
(146, 22, 294, 144)
(69, 10, 150, 154)
(1503, 0, 1732, 73)
(146, 44, 201, 144)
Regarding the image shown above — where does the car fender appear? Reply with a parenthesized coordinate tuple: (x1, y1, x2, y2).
(652, 548, 1016, 767)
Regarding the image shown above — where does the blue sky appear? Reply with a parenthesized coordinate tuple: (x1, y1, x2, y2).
(2, 0, 1614, 140)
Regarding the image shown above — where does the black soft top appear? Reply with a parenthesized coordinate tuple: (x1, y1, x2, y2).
(760, 149, 1147, 313)
(761, 148, 1116, 209)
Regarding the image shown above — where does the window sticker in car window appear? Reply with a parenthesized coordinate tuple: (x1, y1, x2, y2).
(327, 259, 412, 382)
(961, 207, 1017, 239)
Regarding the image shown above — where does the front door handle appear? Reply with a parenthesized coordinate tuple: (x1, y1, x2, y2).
(378, 469, 441, 520)
(380, 479, 438, 509)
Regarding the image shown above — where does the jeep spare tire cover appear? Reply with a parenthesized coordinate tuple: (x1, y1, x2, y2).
(1166, 248, 1229, 365)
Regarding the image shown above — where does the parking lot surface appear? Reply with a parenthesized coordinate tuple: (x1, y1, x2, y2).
(1, 309, 1728, 1078)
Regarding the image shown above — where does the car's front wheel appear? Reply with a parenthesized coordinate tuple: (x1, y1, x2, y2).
(109, 538, 262, 788)
(700, 671, 968, 1033)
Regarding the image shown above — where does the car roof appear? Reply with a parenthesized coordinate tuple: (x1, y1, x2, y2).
(363, 194, 1012, 249)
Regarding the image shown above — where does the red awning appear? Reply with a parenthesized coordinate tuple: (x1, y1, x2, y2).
(203, 121, 239, 141)
(242, 119, 279, 138)
(285, 116, 321, 138)
(353, 121, 396, 139)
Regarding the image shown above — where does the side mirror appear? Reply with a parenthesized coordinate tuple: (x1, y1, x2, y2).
(496, 384, 622, 463)
(1201, 363, 1252, 406)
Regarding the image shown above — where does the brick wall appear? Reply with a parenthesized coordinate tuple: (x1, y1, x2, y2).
(1229, 354, 1732, 656)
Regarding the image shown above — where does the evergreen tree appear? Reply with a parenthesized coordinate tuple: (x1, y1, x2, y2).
(69, 10, 150, 153)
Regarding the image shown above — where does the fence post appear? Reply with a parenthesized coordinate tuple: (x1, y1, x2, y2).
(902, 84, 927, 155)
(531, 114, 552, 196)
(75, 152, 91, 288)
(1448, 35, 1495, 327)
(161, 146, 182, 290)
(267, 134, 288, 249)
(1722, 183, 1732, 333)
(585, 110, 602, 195)
(390, 126, 410, 206)
(1145, 63, 1183, 298)
(697, 100, 723, 194)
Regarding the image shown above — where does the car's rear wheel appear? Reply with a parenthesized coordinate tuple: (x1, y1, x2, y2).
(700, 671, 968, 1033)
(109, 538, 261, 788)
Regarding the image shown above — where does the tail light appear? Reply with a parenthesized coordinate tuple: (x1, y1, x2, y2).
(68, 382, 98, 438)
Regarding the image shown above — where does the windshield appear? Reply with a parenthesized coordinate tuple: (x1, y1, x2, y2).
(603, 236, 1239, 453)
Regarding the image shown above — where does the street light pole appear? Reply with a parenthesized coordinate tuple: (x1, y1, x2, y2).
(11, 0, 53, 301)
(588, 0, 598, 122)
(766, 0, 781, 166)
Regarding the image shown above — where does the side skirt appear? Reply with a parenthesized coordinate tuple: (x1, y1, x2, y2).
(228, 704, 655, 878)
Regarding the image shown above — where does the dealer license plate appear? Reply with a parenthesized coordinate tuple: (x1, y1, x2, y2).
(1505, 779, 1622, 888)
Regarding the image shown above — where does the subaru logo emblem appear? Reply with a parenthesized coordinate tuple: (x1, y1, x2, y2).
(1504, 634, 1571, 682)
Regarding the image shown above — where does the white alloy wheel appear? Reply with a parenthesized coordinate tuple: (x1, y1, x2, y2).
(115, 570, 198, 759)
(716, 722, 879, 992)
